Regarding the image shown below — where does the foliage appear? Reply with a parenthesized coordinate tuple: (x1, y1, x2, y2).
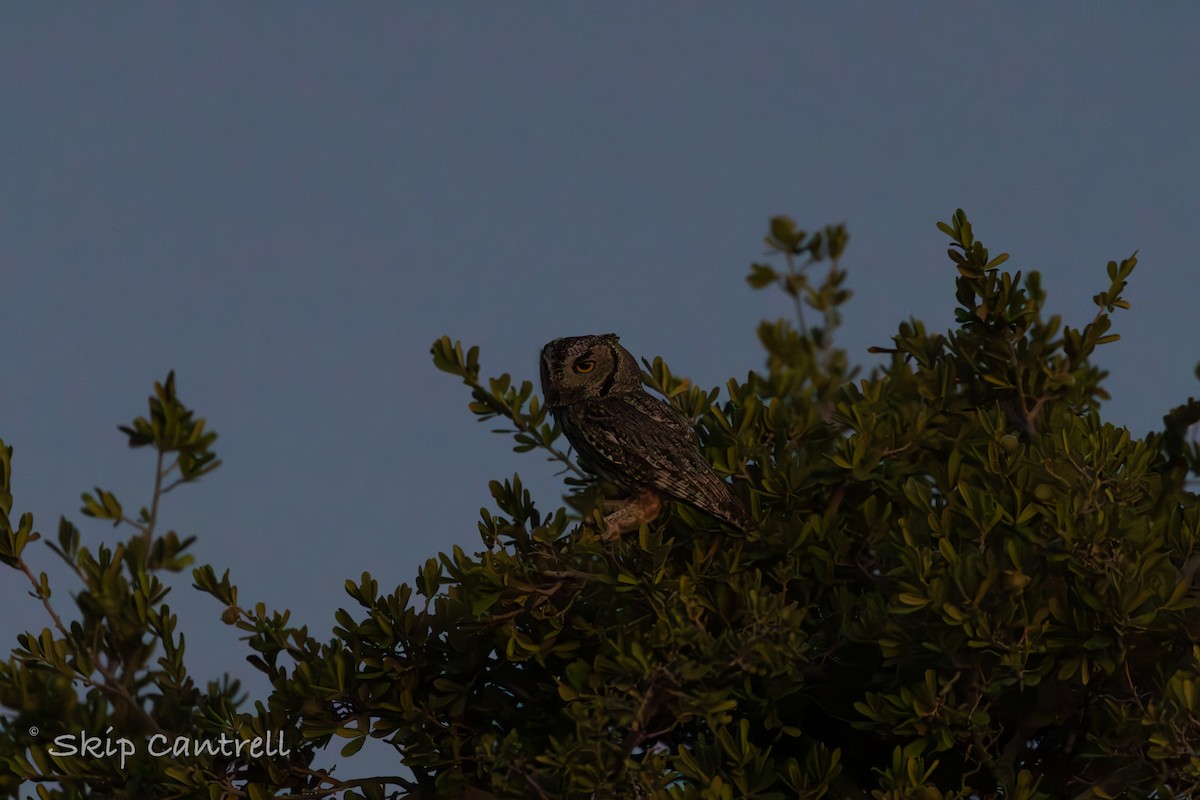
(3, 212, 1200, 799)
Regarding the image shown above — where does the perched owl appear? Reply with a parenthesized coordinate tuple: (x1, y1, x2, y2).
(540, 333, 750, 537)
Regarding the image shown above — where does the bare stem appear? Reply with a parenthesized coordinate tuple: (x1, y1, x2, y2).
(785, 251, 810, 338)
(145, 449, 165, 547)
(17, 558, 68, 636)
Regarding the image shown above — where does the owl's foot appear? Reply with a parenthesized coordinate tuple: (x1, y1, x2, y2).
(600, 488, 663, 540)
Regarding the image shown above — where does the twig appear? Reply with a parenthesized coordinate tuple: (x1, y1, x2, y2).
(503, 411, 586, 480)
(285, 768, 418, 798)
(145, 450, 165, 547)
(17, 558, 69, 636)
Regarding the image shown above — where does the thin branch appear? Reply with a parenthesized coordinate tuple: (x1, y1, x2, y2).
(145, 449, 165, 547)
(541, 569, 606, 581)
(522, 771, 552, 800)
(17, 557, 68, 636)
(160, 476, 191, 494)
(499, 409, 586, 480)
(44, 541, 87, 581)
(285, 769, 418, 798)
(16, 551, 168, 737)
(91, 657, 167, 737)
(784, 251, 810, 338)
(455, 353, 587, 480)
(118, 515, 149, 534)
(1008, 339, 1030, 412)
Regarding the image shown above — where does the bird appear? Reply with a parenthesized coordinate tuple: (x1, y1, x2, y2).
(539, 333, 750, 538)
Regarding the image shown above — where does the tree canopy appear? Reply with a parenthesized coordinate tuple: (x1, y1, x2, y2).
(3, 211, 1200, 799)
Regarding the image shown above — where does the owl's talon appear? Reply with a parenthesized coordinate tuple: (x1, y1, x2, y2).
(599, 488, 662, 538)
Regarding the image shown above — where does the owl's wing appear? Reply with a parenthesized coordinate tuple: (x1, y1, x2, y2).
(574, 393, 749, 531)
(618, 390, 696, 438)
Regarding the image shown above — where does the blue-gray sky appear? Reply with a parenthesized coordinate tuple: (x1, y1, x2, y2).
(3, 3, 1198, 783)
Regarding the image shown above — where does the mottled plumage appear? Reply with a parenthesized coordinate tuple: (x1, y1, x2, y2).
(540, 333, 750, 536)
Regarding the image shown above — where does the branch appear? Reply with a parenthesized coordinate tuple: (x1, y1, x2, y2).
(284, 768, 420, 798)
(144, 449, 165, 547)
(16, 556, 68, 637)
(498, 398, 586, 480)
(16, 545, 168, 737)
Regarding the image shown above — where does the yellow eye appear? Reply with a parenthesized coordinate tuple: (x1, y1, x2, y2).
(574, 359, 596, 374)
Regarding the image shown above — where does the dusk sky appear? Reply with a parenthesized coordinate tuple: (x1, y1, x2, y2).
(3, 4, 1198, 782)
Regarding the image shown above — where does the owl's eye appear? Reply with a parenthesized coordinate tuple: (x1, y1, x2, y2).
(574, 359, 596, 374)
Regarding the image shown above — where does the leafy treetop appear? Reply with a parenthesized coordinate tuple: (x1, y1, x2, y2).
(3, 212, 1200, 800)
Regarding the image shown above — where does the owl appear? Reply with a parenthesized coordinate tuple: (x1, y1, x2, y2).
(539, 333, 750, 537)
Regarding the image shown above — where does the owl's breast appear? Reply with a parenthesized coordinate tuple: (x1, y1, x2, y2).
(555, 399, 648, 489)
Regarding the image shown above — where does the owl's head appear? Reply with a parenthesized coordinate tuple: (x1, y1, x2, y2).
(540, 333, 642, 407)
